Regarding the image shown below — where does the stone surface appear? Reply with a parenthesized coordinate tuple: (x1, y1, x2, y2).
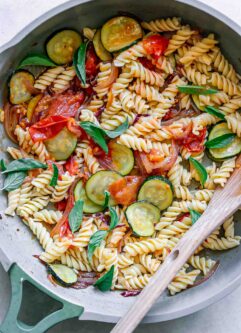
(0, 1, 241, 332)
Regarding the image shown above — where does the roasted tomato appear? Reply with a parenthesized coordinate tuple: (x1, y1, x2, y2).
(48, 92, 84, 118)
(179, 128, 207, 153)
(143, 34, 169, 58)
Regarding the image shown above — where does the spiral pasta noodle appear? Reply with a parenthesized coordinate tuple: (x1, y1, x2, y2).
(141, 17, 181, 32)
(225, 112, 241, 137)
(34, 66, 65, 91)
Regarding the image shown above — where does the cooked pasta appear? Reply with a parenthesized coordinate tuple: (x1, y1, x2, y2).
(2, 14, 241, 296)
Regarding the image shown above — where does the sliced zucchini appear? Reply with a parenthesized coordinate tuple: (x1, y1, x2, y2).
(85, 170, 122, 206)
(192, 94, 205, 111)
(27, 94, 42, 121)
(138, 176, 173, 210)
(125, 201, 160, 237)
(45, 127, 77, 161)
(74, 180, 103, 213)
(208, 122, 241, 161)
(9, 71, 34, 104)
(46, 30, 82, 65)
(101, 16, 143, 52)
(110, 142, 134, 175)
(48, 264, 77, 286)
(93, 29, 112, 61)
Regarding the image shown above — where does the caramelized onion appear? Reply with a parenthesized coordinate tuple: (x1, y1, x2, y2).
(3, 102, 23, 143)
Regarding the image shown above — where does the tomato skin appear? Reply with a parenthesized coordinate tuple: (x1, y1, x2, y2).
(139, 57, 156, 71)
(55, 199, 67, 212)
(48, 92, 85, 118)
(85, 43, 99, 79)
(108, 176, 144, 206)
(143, 34, 169, 58)
(65, 156, 79, 176)
(179, 128, 207, 153)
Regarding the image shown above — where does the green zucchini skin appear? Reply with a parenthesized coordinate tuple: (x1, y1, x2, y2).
(46, 29, 82, 65)
(85, 170, 123, 206)
(93, 29, 112, 61)
(208, 122, 241, 161)
(137, 176, 173, 211)
(74, 180, 104, 213)
(48, 264, 77, 286)
(9, 70, 35, 104)
(125, 201, 160, 237)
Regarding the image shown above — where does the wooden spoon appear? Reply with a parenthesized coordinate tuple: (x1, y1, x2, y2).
(111, 156, 241, 333)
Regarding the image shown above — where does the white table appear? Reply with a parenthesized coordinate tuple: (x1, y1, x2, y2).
(1, 1, 241, 332)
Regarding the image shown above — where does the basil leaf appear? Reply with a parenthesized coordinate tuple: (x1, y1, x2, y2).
(0, 159, 7, 171)
(69, 200, 84, 233)
(109, 207, 118, 231)
(189, 157, 207, 187)
(50, 164, 58, 187)
(80, 121, 108, 153)
(73, 41, 89, 85)
(103, 191, 110, 209)
(18, 54, 56, 68)
(205, 133, 236, 148)
(189, 209, 201, 225)
(204, 106, 225, 120)
(2, 158, 47, 174)
(105, 119, 129, 138)
(2, 171, 26, 192)
(178, 85, 217, 95)
(88, 230, 108, 261)
(94, 265, 114, 291)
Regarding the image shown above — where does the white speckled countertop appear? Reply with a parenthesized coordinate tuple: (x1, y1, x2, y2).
(0, 1, 241, 332)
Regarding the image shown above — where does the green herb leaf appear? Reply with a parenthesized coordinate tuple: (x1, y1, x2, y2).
(79, 122, 108, 153)
(109, 207, 118, 231)
(189, 209, 201, 225)
(73, 41, 89, 85)
(189, 157, 207, 187)
(204, 106, 225, 120)
(2, 158, 47, 174)
(69, 200, 84, 233)
(0, 159, 7, 171)
(103, 191, 110, 209)
(88, 230, 108, 261)
(105, 119, 129, 138)
(94, 265, 114, 291)
(18, 54, 56, 68)
(2, 171, 27, 191)
(178, 85, 218, 95)
(50, 164, 58, 187)
(205, 133, 236, 148)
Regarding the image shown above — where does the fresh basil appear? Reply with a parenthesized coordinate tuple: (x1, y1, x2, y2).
(204, 106, 225, 120)
(2, 158, 47, 174)
(0, 159, 7, 171)
(105, 119, 129, 138)
(73, 41, 89, 85)
(178, 85, 217, 95)
(80, 122, 108, 153)
(87, 230, 108, 261)
(189, 209, 201, 225)
(2, 171, 26, 192)
(50, 164, 58, 187)
(205, 133, 236, 148)
(94, 265, 114, 292)
(103, 191, 110, 209)
(189, 157, 207, 187)
(109, 207, 118, 231)
(69, 200, 84, 233)
(18, 54, 56, 68)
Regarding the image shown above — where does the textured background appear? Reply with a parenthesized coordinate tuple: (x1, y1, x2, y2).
(0, 0, 241, 332)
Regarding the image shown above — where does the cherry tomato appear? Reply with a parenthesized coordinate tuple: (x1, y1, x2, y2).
(143, 34, 169, 58)
(65, 156, 79, 176)
(180, 128, 207, 153)
(85, 43, 99, 79)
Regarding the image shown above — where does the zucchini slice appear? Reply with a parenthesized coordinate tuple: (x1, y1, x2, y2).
(208, 122, 241, 161)
(85, 170, 123, 206)
(93, 29, 112, 61)
(138, 176, 173, 210)
(46, 29, 82, 65)
(101, 16, 143, 52)
(9, 71, 34, 104)
(48, 264, 77, 286)
(192, 95, 205, 111)
(125, 201, 159, 237)
(110, 142, 134, 175)
(74, 180, 103, 213)
(45, 127, 77, 161)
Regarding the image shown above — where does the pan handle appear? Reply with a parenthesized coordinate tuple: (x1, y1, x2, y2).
(0, 264, 84, 333)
